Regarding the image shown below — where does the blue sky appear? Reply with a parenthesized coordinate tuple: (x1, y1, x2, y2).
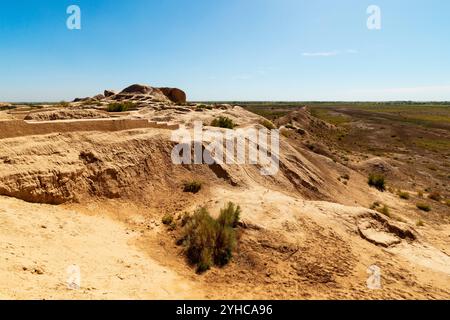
(0, 0, 449, 101)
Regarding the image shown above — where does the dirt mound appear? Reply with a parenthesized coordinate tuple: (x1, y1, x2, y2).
(24, 109, 110, 121)
(355, 157, 406, 182)
(0, 127, 334, 204)
(0, 130, 225, 204)
(276, 107, 335, 133)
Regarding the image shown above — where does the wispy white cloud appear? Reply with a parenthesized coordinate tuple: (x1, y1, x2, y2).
(302, 49, 358, 57)
(302, 51, 339, 57)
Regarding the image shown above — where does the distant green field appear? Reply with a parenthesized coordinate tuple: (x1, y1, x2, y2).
(223, 101, 450, 128)
(414, 138, 450, 152)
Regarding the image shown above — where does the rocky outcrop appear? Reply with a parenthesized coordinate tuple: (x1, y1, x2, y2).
(104, 90, 116, 97)
(72, 84, 188, 107)
(159, 87, 187, 104)
(73, 97, 90, 102)
(121, 84, 156, 95)
(92, 94, 105, 101)
(120, 84, 172, 103)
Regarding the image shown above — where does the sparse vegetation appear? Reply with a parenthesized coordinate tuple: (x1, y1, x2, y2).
(416, 220, 425, 227)
(370, 201, 391, 217)
(182, 203, 241, 273)
(416, 203, 431, 212)
(183, 181, 202, 194)
(211, 116, 236, 129)
(57, 101, 70, 108)
(414, 138, 450, 153)
(217, 202, 241, 229)
(180, 212, 191, 227)
(162, 214, 174, 226)
(309, 108, 351, 126)
(398, 191, 410, 200)
(107, 102, 135, 112)
(368, 174, 386, 192)
(168, 221, 177, 231)
(377, 205, 390, 217)
(260, 119, 276, 130)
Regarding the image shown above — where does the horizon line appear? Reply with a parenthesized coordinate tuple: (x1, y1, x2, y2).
(5, 100, 450, 104)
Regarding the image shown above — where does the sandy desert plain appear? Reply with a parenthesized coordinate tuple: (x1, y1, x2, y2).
(0, 85, 449, 300)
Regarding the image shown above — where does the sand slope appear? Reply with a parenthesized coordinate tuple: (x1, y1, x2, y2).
(0, 196, 204, 300)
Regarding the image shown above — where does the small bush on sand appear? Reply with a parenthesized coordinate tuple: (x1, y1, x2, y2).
(107, 102, 135, 112)
(211, 116, 236, 129)
(184, 208, 216, 273)
(260, 119, 276, 130)
(183, 203, 240, 273)
(446, 199, 450, 207)
(168, 221, 177, 231)
(416, 203, 431, 212)
(416, 220, 424, 227)
(218, 202, 241, 229)
(377, 205, 390, 217)
(57, 101, 70, 108)
(162, 214, 174, 225)
(183, 181, 202, 194)
(398, 191, 410, 200)
(368, 174, 386, 192)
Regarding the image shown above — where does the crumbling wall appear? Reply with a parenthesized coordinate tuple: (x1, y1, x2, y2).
(0, 119, 179, 139)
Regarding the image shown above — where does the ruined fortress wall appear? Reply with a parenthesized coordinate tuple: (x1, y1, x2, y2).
(0, 119, 179, 139)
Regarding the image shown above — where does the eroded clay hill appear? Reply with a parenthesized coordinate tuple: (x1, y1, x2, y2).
(0, 85, 449, 299)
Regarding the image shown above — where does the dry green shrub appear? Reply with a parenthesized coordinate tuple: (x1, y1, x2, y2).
(183, 203, 241, 273)
(183, 181, 202, 194)
(368, 174, 386, 191)
(416, 203, 431, 212)
(398, 191, 410, 200)
(211, 116, 236, 129)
